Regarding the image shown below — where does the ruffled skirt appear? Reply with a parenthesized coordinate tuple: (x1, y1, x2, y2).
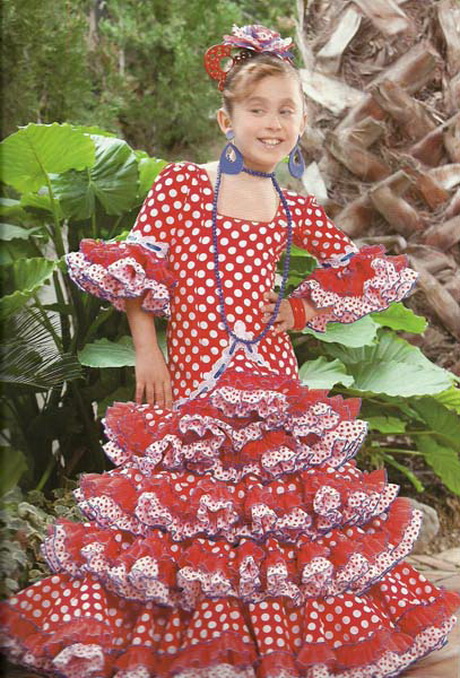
(1, 366, 459, 677)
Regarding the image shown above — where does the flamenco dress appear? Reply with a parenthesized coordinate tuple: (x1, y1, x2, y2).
(1, 162, 459, 678)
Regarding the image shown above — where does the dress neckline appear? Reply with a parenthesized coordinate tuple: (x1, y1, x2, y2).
(195, 163, 284, 225)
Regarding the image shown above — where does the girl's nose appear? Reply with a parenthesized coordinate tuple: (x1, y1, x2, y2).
(266, 114, 282, 129)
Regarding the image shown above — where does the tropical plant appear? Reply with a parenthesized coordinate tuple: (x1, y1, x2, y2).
(287, 248, 460, 496)
(0, 122, 167, 490)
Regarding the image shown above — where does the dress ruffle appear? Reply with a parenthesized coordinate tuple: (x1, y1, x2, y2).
(66, 238, 177, 316)
(102, 370, 367, 483)
(1, 572, 458, 678)
(291, 246, 418, 332)
(1, 367, 459, 677)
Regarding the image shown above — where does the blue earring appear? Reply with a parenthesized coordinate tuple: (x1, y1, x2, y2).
(288, 138, 305, 179)
(219, 130, 244, 174)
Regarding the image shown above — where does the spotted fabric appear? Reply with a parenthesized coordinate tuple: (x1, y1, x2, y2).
(66, 162, 417, 402)
(1, 162, 458, 677)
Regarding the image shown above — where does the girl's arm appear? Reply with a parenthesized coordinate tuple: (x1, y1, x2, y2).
(284, 195, 418, 333)
(125, 297, 173, 410)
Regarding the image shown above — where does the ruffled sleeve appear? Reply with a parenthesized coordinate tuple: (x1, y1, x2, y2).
(289, 195, 418, 333)
(66, 163, 183, 317)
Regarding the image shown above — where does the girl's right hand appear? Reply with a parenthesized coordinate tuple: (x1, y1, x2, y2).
(134, 346, 173, 410)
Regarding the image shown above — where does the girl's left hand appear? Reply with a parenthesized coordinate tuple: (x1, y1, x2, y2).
(261, 290, 295, 333)
(261, 290, 315, 333)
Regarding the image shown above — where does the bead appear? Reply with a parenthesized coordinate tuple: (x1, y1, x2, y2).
(211, 166, 293, 349)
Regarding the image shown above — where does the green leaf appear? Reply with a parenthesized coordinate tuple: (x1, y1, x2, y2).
(0, 258, 56, 319)
(0, 447, 28, 496)
(76, 126, 117, 137)
(52, 135, 138, 219)
(326, 331, 453, 396)
(0, 223, 43, 241)
(78, 336, 136, 368)
(433, 386, 460, 414)
(20, 190, 63, 217)
(366, 416, 407, 433)
(1, 311, 82, 389)
(278, 245, 317, 292)
(371, 302, 427, 334)
(299, 357, 353, 389)
(417, 437, 460, 495)
(380, 452, 424, 492)
(0, 123, 95, 192)
(303, 315, 379, 347)
(136, 152, 167, 198)
(0, 198, 29, 220)
(350, 361, 451, 397)
(410, 398, 460, 450)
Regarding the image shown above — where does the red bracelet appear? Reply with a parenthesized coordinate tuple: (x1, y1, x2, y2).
(288, 297, 307, 331)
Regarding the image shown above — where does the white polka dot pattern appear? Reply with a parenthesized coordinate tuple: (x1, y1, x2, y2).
(1, 163, 457, 677)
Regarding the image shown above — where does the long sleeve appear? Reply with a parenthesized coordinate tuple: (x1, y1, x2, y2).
(66, 163, 184, 317)
(289, 195, 418, 333)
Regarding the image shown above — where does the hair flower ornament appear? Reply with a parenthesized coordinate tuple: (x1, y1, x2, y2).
(204, 24, 294, 91)
(223, 24, 294, 59)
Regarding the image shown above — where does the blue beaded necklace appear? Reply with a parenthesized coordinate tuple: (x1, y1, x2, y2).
(211, 165, 293, 347)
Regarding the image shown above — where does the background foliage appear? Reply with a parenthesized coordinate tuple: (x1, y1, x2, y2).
(2, 0, 295, 160)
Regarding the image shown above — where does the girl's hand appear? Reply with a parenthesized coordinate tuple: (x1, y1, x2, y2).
(261, 290, 316, 333)
(134, 345, 173, 410)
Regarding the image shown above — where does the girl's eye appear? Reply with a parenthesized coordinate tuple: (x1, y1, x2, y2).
(250, 108, 263, 114)
(281, 109, 294, 116)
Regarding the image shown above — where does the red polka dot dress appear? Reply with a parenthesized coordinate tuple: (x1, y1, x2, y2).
(2, 162, 458, 677)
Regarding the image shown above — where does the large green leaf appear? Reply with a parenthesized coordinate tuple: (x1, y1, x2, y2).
(0, 258, 56, 319)
(410, 398, 460, 450)
(0, 123, 95, 193)
(0, 199, 29, 221)
(303, 315, 379, 347)
(327, 331, 453, 396)
(0, 223, 43, 241)
(417, 437, 460, 495)
(371, 302, 427, 334)
(433, 386, 460, 414)
(299, 357, 353, 389)
(366, 416, 407, 433)
(136, 152, 167, 198)
(349, 361, 451, 397)
(52, 135, 139, 219)
(20, 190, 63, 218)
(78, 336, 136, 368)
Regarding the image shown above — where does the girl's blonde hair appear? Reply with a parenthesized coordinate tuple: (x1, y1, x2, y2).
(222, 54, 304, 114)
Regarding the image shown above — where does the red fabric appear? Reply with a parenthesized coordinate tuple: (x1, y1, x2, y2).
(1, 163, 456, 678)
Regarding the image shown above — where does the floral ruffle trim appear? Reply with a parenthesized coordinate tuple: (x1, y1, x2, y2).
(66, 238, 177, 316)
(291, 245, 418, 333)
(102, 369, 367, 483)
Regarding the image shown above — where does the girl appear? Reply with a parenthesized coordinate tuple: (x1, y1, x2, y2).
(2, 24, 459, 678)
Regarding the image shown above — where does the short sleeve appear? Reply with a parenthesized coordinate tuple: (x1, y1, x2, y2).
(66, 163, 189, 317)
(290, 195, 418, 333)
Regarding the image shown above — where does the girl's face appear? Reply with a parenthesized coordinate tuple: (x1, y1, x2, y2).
(218, 74, 306, 173)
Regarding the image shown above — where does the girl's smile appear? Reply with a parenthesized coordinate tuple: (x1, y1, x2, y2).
(218, 74, 306, 173)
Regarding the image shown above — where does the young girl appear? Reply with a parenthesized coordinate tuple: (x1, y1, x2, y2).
(2, 24, 459, 678)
